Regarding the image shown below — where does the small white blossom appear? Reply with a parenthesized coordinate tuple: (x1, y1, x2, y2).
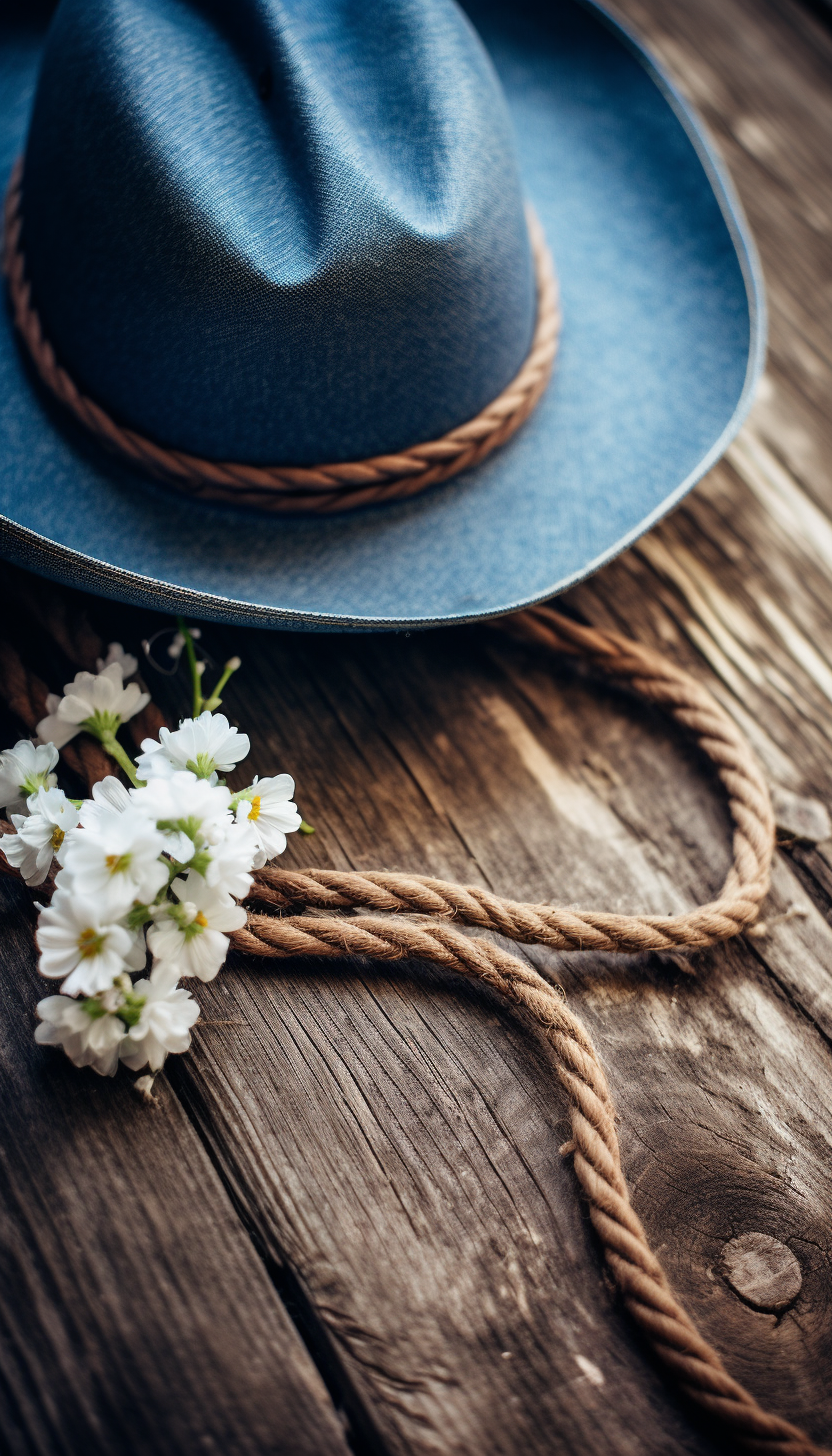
(164, 626, 201, 662)
(35, 663, 149, 749)
(35, 994, 125, 1076)
(202, 819, 258, 902)
(131, 771, 233, 864)
(61, 806, 168, 905)
(2, 787, 81, 886)
(0, 740, 59, 815)
(37, 889, 138, 995)
(96, 642, 139, 678)
(148, 872, 246, 980)
(119, 963, 200, 1071)
(235, 774, 302, 865)
(78, 775, 132, 830)
(3, 642, 306, 1087)
(136, 711, 249, 782)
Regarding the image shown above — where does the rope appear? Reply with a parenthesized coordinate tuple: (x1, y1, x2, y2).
(248, 606, 773, 952)
(0, 637, 112, 788)
(0, 540, 821, 1442)
(0, 577, 167, 778)
(2, 159, 560, 514)
(228, 606, 827, 1454)
(233, 911, 820, 1454)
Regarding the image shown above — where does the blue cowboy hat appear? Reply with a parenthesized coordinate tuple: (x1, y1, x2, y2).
(0, 0, 763, 631)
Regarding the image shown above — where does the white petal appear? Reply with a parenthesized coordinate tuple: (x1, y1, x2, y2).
(35, 714, 81, 749)
(58, 694, 97, 724)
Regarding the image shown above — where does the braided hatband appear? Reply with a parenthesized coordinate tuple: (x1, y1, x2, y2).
(2, 158, 560, 514)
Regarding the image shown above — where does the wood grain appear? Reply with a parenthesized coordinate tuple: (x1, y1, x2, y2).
(161, 626, 831, 1452)
(0, 871, 353, 1456)
(720, 1233, 803, 1312)
(2, 0, 832, 1451)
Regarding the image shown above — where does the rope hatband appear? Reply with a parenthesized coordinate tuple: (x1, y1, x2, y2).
(2, 159, 560, 514)
(0, 335, 823, 1443)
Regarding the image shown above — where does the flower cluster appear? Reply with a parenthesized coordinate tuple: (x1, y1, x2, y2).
(0, 643, 302, 1084)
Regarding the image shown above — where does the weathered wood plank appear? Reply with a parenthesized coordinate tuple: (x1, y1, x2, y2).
(0, 868, 353, 1456)
(3, 0, 832, 1451)
(155, 622, 830, 1451)
(128, 3, 832, 1429)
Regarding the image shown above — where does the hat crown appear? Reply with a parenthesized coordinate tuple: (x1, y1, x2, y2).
(22, 0, 536, 467)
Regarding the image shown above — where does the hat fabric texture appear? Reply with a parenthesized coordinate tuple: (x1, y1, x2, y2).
(21, 0, 537, 467)
(0, 0, 764, 630)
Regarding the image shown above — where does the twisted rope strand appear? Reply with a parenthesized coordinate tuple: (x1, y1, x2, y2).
(2, 160, 560, 514)
(249, 606, 774, 953)
(0, 638, 112, 787)
(230, 912, 822, 1454)
(0, 566, 167, 748)
(0, 578, 821, 1449)
(231, 608, 828, 1451)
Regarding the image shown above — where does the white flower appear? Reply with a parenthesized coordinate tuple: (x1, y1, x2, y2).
(119, 963, 200, 1071)
(235, 774, 302, 865)
(60, 806, 168, 905)
(35, 662, 149, 749)
(1, 787, 81, 886)
(202, 819, 257, 901)
(0, 739, 59, 815)
(130, 771, 232, 864)
(147, 871, 246, 980)
(35, 994, 124, 1076)
(163, 626, 201, 662)
(96, 642, 139, 678)
(37, 889, 138, 995)
(78, 775, 132, 830)
(136, 711, 249, 782)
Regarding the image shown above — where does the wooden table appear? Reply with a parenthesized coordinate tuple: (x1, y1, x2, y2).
(2, 0, 832, 1451)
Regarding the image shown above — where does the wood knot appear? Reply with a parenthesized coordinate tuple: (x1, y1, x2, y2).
(719, 1233, 802, 1312)
(770, 785, 832, 845)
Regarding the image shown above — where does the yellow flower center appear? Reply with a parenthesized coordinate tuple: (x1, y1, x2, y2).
(248, 795, 261, 823)
(105, 853, 131, 876)
(194, 911, 208, 928)
(77, 927, 105, 959)
(50, 826, 65, 850)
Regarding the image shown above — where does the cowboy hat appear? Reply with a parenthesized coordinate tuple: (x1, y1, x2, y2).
(0, 0, 763, 630)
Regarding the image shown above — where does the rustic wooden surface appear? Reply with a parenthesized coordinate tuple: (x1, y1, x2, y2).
(3, 0, 832, 1451)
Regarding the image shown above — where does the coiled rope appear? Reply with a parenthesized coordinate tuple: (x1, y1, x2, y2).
(230, 605, 827, 1456)
(0, 594, 825, 1445)
(246, 605, 773, 952)
(2, 159, 560, 514)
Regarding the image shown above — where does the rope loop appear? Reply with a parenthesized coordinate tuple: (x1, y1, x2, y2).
(0, 302, 823, 1446)
(249, 604, 775, 953)
(235, 607, 828, 1455)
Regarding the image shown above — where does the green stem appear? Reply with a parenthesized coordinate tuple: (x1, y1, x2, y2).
(178, 615, 203, 717)
(163, 856, 193, 889)
(100, 732, 141, 788)
(202, 656, 241, 713)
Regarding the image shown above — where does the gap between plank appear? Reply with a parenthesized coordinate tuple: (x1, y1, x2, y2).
(163, 1057, 392, 1456)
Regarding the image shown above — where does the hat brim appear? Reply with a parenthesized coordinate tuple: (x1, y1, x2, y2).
(0, 0, 763, 632)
